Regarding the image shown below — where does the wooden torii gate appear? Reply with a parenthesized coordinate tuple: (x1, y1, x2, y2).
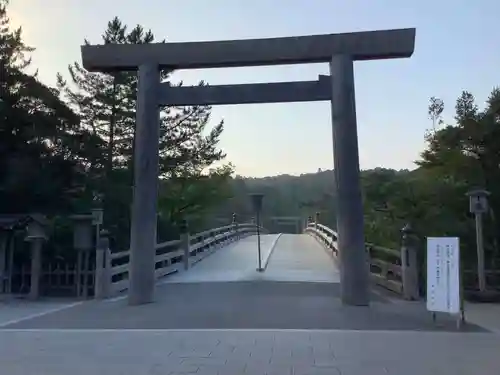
(81, 28, 415, 307)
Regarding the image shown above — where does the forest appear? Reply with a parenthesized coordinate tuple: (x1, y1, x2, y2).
(1, 0, 499, 287)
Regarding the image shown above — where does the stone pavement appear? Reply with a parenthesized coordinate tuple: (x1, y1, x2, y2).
(464, 302, 500, 333)
(1, 329, 499, 374)
(1, 281, 483, 331)
(0, 296, 83, 328)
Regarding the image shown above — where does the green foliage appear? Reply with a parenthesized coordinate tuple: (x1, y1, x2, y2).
(215, 88, 500, 283)
(55, 16, 231, 246)
(1, 4, 232, 257)
(0, 2, 95, 214)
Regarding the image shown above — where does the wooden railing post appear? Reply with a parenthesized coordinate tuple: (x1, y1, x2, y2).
(401, 223, 419, 300)
(179, 219, 190, 270)
(314, 212, 320, 231)
(95, 230, 111, 299)
(232, 213, 239, 241)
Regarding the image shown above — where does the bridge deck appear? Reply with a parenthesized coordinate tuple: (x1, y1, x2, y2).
(165, 234, 279, 283)
(263, 234, 340, 282)
(164, 233, 339, 284)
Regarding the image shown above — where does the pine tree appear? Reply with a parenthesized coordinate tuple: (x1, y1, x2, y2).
(58, 17, 231, 241)
(0, 0, 93, 214)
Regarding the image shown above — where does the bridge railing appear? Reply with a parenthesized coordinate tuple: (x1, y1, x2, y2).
(95, 222, 263, 298)
(305, 222, 419, 300)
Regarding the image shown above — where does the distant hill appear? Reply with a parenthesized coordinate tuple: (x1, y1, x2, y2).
(210, 167, 410, 231)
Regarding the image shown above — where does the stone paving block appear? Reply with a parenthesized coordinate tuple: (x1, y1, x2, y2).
(244, 362, 293, 375)
(198, 361, 247, 375)
(336, 363, 389, 375)
(209, 344, 236, 356)
(248, 351, 273, 364)
(181, 356, 228, 366)
(293, 365, 341, 375)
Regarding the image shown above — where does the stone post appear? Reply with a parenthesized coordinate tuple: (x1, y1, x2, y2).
(29, 239, 43, 299)
(95, 230, 111, 299)
(25, 215, 48, 300)
(401, 223, 419, 300)
(71, 214, 94, 298)
(330, 55, 370, 306)
(179, 219, 190, 270)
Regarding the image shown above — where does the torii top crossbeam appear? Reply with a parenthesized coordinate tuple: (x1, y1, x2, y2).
(81, 28, 415, 72)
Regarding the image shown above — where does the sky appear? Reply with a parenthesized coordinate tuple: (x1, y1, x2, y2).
(8, 0, 500, 177)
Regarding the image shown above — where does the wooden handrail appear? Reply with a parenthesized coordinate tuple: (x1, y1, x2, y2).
(98, 222, 262, 297)
(305, 222, 404, 295)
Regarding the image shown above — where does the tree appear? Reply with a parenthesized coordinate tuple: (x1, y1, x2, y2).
(57, 17, 231, 244)
(419, 89, 500, 272)
(428, 96, 444, 132)
(0, 0, 93, 214)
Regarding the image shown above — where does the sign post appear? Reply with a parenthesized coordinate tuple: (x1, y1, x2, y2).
(466, 189, 490, 292)
(426, 237, 464, 329)
(250, 193, 265, 272)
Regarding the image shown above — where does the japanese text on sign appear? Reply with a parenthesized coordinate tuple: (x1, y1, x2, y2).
(426, 237, 460, 314)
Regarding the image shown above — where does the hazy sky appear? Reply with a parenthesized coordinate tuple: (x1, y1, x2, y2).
(8, 0, 500, 177)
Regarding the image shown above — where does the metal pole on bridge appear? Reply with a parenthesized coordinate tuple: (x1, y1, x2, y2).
(250, 193, 265, 272)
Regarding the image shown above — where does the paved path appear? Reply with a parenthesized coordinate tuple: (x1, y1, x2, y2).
(263, 234, 340, 282)
(164, 234, 280, 283)
(0, 297, 83, 328)
(465, 303, 500, 333)
(164, 233, 340, 284)
(1, 329, 499, 374)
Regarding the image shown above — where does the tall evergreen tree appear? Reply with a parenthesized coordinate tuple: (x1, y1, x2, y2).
(0, 0, 94, 214)
(57, 17, 230, 242)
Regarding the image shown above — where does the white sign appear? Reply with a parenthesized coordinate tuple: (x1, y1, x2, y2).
(426, 237, 460, 314)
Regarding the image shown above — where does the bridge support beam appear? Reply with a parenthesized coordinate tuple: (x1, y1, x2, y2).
(330, 55, 370, 306)
(128, 64, 160, 305)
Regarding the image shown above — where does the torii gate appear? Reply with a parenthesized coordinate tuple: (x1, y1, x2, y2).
(81, 28, 415, 307)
